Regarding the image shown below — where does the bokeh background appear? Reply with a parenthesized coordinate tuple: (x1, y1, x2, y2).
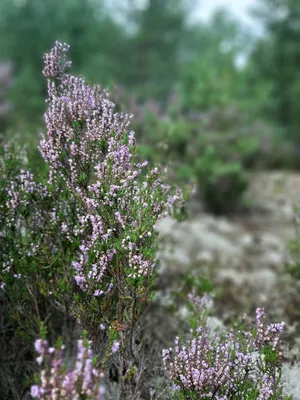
(0, 0, 300, 212)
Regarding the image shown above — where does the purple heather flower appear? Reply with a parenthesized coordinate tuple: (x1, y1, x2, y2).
(97, 386, 105, 400)
(34, 339, 44, 354)
(163, 307, 285, 398)
(30, 385, 40, 398)
(112, 341, 120, 353)
(33, 336, 104, 398)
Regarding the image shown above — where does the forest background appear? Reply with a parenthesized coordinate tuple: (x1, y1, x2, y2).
(0, 0, 300, 184)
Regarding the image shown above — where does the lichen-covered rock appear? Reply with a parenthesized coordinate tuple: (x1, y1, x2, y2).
(282, 362, 300, 399)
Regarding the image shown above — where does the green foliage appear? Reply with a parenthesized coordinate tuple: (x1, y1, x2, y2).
(180, 9, 251, 112)
(247, 0, 300, 141)
(194, 146, 248, 214)
(125, 0, 186, 101)
(0, 0, 129, 128)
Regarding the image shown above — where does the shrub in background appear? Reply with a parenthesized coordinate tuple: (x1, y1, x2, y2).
(110, 88, 255, 216)
(194, 146, 248, 215)
(286, 205, 300, 280)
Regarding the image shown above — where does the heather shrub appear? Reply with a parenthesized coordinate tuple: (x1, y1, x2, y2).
(39, 41, 180, 333)
(163, 294, 289, 400)
(0, 41, 180, 398)
(0, 144, 43, 397)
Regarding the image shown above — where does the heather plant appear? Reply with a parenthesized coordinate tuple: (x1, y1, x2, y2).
(39, 40, 180, 342)
(0, 143, 58, 398)
(0, 41, 180, 397)
(31, 330, 105, 400)
(163, 294, 289, 400)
